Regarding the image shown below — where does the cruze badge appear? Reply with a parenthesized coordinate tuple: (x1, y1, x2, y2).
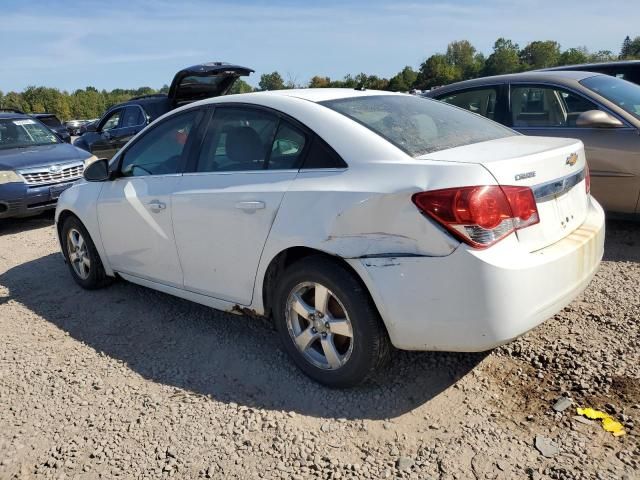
(566, 153, 578, 167)
(515, 171, 536, 181)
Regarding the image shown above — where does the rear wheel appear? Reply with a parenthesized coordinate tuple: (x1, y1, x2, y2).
(273, 256, 390, 387)
(61, 216, 113, 289)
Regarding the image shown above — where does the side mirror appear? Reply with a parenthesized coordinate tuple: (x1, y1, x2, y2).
(83, 158, 110, 182)
(576, 110, 623, 128)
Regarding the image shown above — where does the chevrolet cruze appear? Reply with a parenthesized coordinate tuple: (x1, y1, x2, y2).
(55, 89, 605, 387)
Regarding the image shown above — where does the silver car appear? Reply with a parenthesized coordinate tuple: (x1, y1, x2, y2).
(425, 71, 640, 215)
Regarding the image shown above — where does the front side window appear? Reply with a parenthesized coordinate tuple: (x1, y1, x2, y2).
(101, 110, 122, 131)
(438, 87, 499, 120)
(510, 85, 600, 127)
(196, 107, 279, 172)
(120, 110, 199, 177)
(0, 118, 59, 150)
(581, 75, 640, 120)
(321, 95, 514, 157)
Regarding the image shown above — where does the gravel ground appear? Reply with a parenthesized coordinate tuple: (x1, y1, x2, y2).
(0, 213, 638, 480)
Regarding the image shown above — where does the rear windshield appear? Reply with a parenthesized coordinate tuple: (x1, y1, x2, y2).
(580, 75, 640, 120)
(38, 116, 62, 128)
(320, 95, 515, 156)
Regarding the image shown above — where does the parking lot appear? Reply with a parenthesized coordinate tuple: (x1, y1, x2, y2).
(0, 214, 637, 479)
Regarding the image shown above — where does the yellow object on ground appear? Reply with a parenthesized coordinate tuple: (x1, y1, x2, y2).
(576, 407, 626, 437)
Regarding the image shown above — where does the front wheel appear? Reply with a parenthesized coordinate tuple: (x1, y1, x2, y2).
(273, 256, 390, 388)
(61, 216, 113, 290)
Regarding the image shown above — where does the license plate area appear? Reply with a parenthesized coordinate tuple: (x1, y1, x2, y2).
(49, 182, 74, 199)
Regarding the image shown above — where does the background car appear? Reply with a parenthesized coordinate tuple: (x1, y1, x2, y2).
(0, 111, 94, 219)
(65, 119, 88, 136)
(424, 71, 640, 215)
(32, 113, 71, 143)
(78, 119, 98, 136)
(542, 60, 640, 85)
(56, 89, 603, 387)
(73, 61, 253, 159)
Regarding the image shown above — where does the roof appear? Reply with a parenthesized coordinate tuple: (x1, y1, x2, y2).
(542, 60, 640, 71)
(425, 70, 603, 96)
(0, 112, 30, 120)
(223, 88, 407, 103)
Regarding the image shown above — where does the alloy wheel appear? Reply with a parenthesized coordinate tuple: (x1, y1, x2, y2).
(285, 281, 354, 370)
(66, 228, 91, 280)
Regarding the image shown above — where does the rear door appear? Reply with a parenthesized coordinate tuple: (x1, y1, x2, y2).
(172, 105, 304, 305)
(508, 83, 640, 213)
(168, 62, 254, 107)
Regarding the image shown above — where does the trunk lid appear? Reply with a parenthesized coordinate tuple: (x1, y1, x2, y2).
(168, 62, 253, 107)
(421, 136, 590, 252)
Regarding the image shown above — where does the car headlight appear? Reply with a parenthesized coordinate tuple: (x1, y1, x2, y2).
(83, 155, 98, 167)
(0, 170, 22, 185)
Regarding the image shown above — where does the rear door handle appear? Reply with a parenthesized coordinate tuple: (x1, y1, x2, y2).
(235, 201, 265, 211)
(146, 200, 166, 212)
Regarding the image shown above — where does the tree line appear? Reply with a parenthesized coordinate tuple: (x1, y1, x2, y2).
(1, 36, 638, 122)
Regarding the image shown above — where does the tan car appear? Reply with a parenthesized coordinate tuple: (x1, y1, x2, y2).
(425, 71, 640, 216)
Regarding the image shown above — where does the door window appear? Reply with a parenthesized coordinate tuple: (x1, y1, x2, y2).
(120, 110, 199, 177)
(268, 121, 307, 169)
(438, 87, 499, 120)
(196, 107, 279, 172)
(101, 110, 122, 131)
(510, 85, 600, 127)
(121, 106, 146, 128)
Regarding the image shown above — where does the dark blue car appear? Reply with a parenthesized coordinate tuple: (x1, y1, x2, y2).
(0, 112, 93, 219)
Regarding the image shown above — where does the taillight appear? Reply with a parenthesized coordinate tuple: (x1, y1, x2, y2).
(585, 164, 591, 194)
(412, 185, 539, 248)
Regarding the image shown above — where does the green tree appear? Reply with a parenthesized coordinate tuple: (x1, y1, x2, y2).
(520, 41, 561, 69)
(620, 36, 632, 58)
(309, 76, 331, 88)
(388, 66, 418, 91)
(559, 47, 590, 65)
(589, 50, 617, 62)
(446, 40, 484, 79)
(416, 54, 460, 89)
(229, 79, 253, 94)
(258, 72, 285, 91)
(626, 36, 640, 58)
(483, 38, 521, 75)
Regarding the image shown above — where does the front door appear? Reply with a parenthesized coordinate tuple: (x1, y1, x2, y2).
(509, 83, 640, 213)
(172, 106, 307, 305)
(97, 109, 201, 286)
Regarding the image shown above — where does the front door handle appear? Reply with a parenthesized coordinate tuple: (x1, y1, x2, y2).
(147, 200, 166, 212)
(235, 201, 265, 211)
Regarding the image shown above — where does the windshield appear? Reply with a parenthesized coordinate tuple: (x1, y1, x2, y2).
(320, 95, 515, 157)
(580, 75, 640, 120)
(0, 118, 60, 150)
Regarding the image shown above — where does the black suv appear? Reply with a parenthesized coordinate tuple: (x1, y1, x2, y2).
(32, 113, 71, 143)
(74, 62, 253, 159)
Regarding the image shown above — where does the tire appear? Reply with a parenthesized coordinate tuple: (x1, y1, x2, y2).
(273, 256, 391, 388)
(61, 215, 113, 290)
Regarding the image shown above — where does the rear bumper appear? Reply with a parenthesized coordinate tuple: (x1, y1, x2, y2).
(0, 181, 76, 219)
(349, 197, 605, 351)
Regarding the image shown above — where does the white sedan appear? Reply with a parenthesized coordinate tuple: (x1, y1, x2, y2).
(55, 89, 605, 387)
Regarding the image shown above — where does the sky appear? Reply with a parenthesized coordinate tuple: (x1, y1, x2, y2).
(0, 0, 637, 92)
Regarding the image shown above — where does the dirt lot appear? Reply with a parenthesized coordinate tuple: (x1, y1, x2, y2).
(0, 213, 638, 479)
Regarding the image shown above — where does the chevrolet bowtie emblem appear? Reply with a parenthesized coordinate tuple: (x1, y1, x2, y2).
(566, 153, 578, 167)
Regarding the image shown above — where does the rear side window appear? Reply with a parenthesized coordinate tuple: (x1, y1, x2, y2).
(269, 121, 307, 169)
(438, 88, 498, 120)
(302, 136, 347, 169)
(321, 95, 514, 157)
